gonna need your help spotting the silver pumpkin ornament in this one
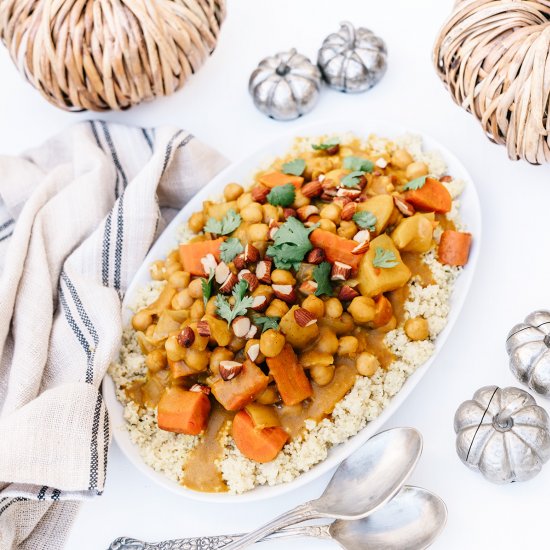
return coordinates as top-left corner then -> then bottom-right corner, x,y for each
455,385 -> 550,483
506,310 -> 550,396
249,49 -> 322,121
317,21 -> 387,93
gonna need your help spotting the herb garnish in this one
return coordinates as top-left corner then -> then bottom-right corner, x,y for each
266,217 -> 317,270
255,316 -> 280,333
312,137 -> 340,151
313,262 -> 333,297
373,247 -> 398,269
219,238 -> 244,263
341,170 -> 366,188
282,158 -> 306,176
215,279 -> 254,325
204,209 -> 242,236
343,156 -> 375,173
403,176 -> 428,191
353,211 -> 377,232
201,269 -> 215,308
267,183 -> 295,207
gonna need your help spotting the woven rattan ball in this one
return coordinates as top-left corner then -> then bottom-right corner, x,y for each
434,0 -> 550,164
0,0 -> 225,111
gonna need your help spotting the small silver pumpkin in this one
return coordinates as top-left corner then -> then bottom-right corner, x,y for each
249,49 -> 322,121
317,21 -> 387,93
455,385 -> 550,483
507,310 -> 550,396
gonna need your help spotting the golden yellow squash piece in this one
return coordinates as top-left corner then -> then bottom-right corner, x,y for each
391,213 -> 434,253
358,234 -> 411,297
357,195 -> 395,235
279,305 -> 320,349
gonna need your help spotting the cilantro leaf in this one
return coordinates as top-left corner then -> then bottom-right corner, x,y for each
215,279 -> 254,325
313,262 -> 333,297
373,247 -> 398,269
403,176 -> 427,191
255,316 -> 280,333
219,238 -> 243,263
282,158 -> 306,176
312,137 -> 340,151
201,269 -> 215,307
267,183 -> 295,207
353,211 -> 377,232
204,209 -> 242,236
341,171 -> 365,188
266,217 -> 317,270
343,156 -> 374,173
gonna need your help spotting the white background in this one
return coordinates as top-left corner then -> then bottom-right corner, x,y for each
2,0 -> 550,548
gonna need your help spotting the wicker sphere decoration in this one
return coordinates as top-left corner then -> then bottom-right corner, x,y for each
433,0 -> 550,164
0,0 -> 226,111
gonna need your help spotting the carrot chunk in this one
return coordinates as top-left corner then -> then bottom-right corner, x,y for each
157,387 -> 211,435
258,171 -> 304,189
168,358 -> 198,378
210,360 -> 269,411
438,230 -> 472,266
178,238 -> 224,276
310,229 -> 362,272
405,178 -> 452,214
232,410 -> 289,463
266,344 -> 312,406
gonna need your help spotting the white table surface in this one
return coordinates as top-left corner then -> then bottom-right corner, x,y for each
2,0 -> 550,548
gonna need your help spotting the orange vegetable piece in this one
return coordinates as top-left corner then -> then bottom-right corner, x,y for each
168,358 -> 197,378
372,295 -> 393,328
266,343 -> 312,406
258,171 -> 304,189
210,360 -> 269,411
157,387 -> 211,436
438,230 -> 472,266
232,410 -> 289,463
178,238 -> 224,276
405,177 -> 452,214
310,229 -> 362,272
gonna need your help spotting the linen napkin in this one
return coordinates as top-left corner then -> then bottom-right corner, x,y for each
0,121 -> 228,549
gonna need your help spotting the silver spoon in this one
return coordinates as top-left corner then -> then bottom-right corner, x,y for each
109,427 -> 422,550
109,486 -> 446,550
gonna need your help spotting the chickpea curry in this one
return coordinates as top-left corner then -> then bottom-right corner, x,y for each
126,136 -> 472,492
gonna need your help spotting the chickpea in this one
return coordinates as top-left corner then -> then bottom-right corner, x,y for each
168,270 -> 190,290
338,336 -> 359,356
150,260 -> 166,281
316,326 -> 339,354
186,348 -> 211,371
171,289 -> 194,310
265,299 -> 289,318
165,261 -> 182,278
348,296 -> 376,324
260,329 -> 286,357
188,278 -> 203,299
224,182 -> 244,201
404,317 -> 429,341
271,269 -> 296,285
262,204 -> 279,224
311,364 -> 335,386
325,297 -> 344,319
188,212 -> 206,233
302,295 -> 325,318
189,299 -> 205,320
247,223 -> 269,242
165,334 -> 186,361
292,189 -> 311,209
132,309 -> 153,332
356,352 -> 380,377
237,192 -> 254,210
391,149 -> 414,169
320,203 -> 341,224
257,385 -> 280,405
209,347 -> 234,375
406,161 -> 429,181
337,220 -> 358,240
146,349 -> 167,373
205,296 -> 217,316
318,219 -> 337,233
241,202 -> 264,223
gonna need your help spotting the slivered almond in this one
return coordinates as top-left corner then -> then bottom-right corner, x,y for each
393,195 -> 415,217
272,284 -> 297,303
219,272 -> 238,294
353,229 -> 371,243
301,180 -> 323,198
197,320 -> 211,337
283,208 -> 297,220
244,244 -> 260,263
375,157 -> 388,169
256,260 -> 272,284
240,271 -> 259,292
246,325 -> 258,339
232,316 -> 251,338
177,326 -> 195,348
299,280 -> 318,295
233,254 -> 246,270
247,343 -> 260,362
296,205 -> 319,222
219,361 -> 243,381
251,185 -> 270,204
338,285 -> 360,301
337,188 -> 361,200
215,261 -> 230,284
200,253 -> 217,275
294,307 -> 317,327
306,248 -> 325,265
340,202 -> 357,221
331,261 -> 352,281
189,384 -> 211,395
440,175 -> 452,183
251,294 -> 269,312
268,219 -> 280,240
352,240 -> 370,254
